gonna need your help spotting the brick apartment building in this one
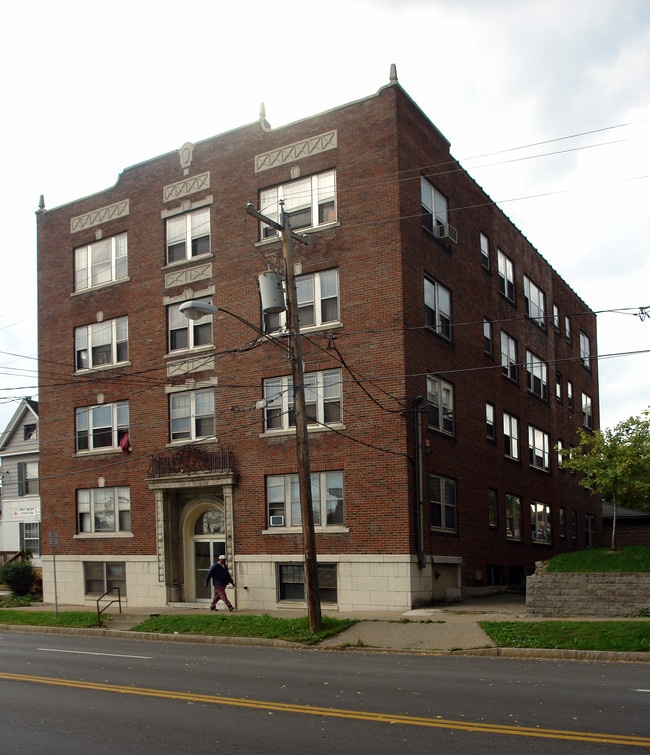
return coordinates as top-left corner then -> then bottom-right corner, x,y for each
36,68 -> 600,610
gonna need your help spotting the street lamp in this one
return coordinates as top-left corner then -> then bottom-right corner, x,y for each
180,209 -> 323,631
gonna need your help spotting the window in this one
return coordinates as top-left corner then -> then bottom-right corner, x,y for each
486,403 -> 495,439
526,350 -> 548,400
531,502 -> 551,543
267,471 -> 344,528
497,249 -> 515,301
559,507 -> 567,538
77,487 -> 131,533
170,389 -> 215,441
483,318 -> 493,355
524,276 -> 546,327
75,317 -> 128,370
579,331 -> 591,369
278,563 -> 337,603
582,392 -> 593,429
585,514 -> 596,548
84,561 -> 126,596
503,413 -> 519,460
500,332 -> 518,381
505,494 -> 522,540
480,232 -> 490,268
429,474 -> 457,532
424,278 -> 451,339
23,424 -> 37,441
557,439 -> 564,469
166,207 -> 210,263
260,170 -> 336,238
421,178 -> 449,234
555,371 -> 562,403
564,315 -> 571,342
17,461 -> 39,496
264,269 -> 339,333
427,376 -> 454,435
20,522 -> 40,558
75,401 -> 129,452
75,233 -> 128,291
570,509 -> 578,540
488,488 -> 498,528
168,300 -> 212,351
528,426 -> 550,471
567,380 -> 574,411
553,304 -> 560,332
263,369 -> 342,431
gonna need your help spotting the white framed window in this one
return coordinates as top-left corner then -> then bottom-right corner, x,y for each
553,304 -> 560,332
500,331 -> 518,381
486,402 -> 495,439
84,561 -> 126,596
424,278 -> 451,339
506,494 -> 522,540
567,380 -> 574,410
555,371 -> 562,402
75,401 -> 129,452
526,350 -> 548,400
17,461 -> 39,496
77,487 -> 131,534
166,207 -> 210,263
20,522 -> 40,558
480,232 -> 490,268
426,376 -> 454,435
170,388 -> 215,441
503,412 -> 519,460
168,299 -> 212,351
23,423 -> 38,441
267,471 -> 344,528
75,317 -> 128,370
264,269 -> 339,333
557,438 -> 564,469
277,563 -> 337,603
263,369 -> 342,431
524,276 -> 546,327
582,392 -> 593,429
528,426 -> 550,471
564,315 -> 571,342
421,178 -> 449,235
531,501 -> 551,543
260,170 -> 336,238
483,318 -> 493,355
579,331 -> 591,369
497,249 -> 515,301
74,233 -> 128,291
429,474 -> 456,532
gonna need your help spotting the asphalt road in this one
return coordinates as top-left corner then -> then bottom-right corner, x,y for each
1,630 -> 649,753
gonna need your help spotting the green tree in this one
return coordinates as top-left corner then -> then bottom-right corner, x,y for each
559,409 -> 650,551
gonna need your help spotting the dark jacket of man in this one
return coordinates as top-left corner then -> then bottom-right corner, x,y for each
205,561 -> 234,588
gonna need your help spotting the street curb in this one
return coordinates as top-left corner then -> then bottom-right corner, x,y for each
1,623 -> 648,661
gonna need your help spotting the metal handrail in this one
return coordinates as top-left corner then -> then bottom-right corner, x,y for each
96,586 -> 122,627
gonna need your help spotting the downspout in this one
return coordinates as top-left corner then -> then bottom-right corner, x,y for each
413,396 -> 426,569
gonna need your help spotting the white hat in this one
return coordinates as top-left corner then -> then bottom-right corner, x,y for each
218,554 -> 226,560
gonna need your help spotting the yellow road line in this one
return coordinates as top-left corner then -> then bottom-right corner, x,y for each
1,672 -> 648,747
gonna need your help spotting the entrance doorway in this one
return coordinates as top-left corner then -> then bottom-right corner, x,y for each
194,539 -> 225,600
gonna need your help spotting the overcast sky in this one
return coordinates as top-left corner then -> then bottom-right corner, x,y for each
0,0 -> 648,435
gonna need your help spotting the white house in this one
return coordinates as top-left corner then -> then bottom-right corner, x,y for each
0,399 -> 41,565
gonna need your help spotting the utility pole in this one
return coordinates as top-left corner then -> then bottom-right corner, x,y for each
246,203 -> 322,632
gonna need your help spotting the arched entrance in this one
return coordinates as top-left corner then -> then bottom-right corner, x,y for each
184,504 -> 226,602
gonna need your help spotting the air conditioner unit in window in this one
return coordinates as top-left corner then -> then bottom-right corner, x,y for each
269,515 -> 284,527
434,223 -> 458,244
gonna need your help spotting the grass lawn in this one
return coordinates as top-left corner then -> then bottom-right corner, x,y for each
0,609 -> 98,628
131,613 -> 355,645
545,545 -> 650,573
481,620 -> 650,652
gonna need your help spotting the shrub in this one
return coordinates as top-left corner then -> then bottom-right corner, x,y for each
0,562 -> 36,596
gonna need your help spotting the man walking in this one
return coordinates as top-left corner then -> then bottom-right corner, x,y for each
205,554 -> 235,611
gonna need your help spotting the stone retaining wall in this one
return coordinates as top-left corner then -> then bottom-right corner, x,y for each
526,573 -> 650,617
526,572 -> 650,618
